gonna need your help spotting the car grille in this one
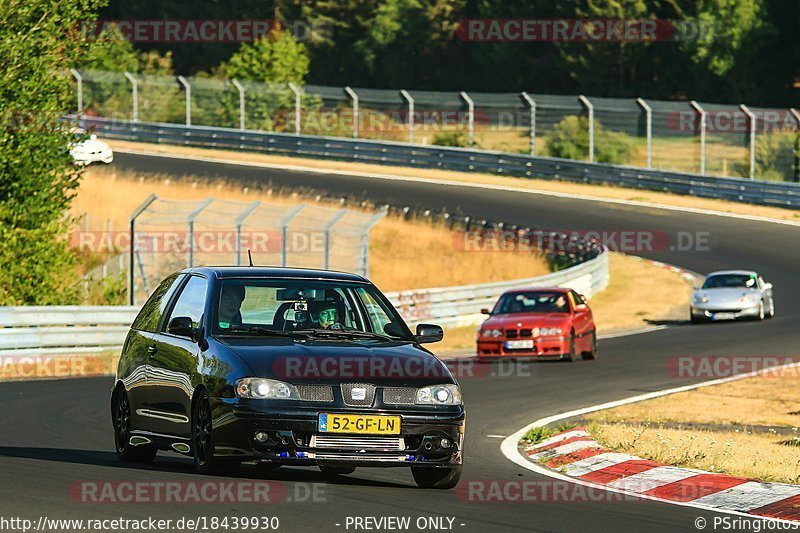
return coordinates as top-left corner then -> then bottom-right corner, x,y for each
341,383 -> 376,406
296,385 -> 334,402
308,452 -> 407,462
383,387 -> 416,405
505,328 -> 534,339
310,435 -> 405,450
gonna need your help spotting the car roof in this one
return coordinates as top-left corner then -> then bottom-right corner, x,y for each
182,266 -> 369,283
502,286 -> 569,296
705,270 -> 758,277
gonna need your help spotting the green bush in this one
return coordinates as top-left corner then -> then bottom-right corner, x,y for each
545,115 -> 635,165
734,130 -> 797,181
432,131 -> 468,147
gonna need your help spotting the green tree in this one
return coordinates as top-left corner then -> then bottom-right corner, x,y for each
546,115 -> 635,165
0,0 -> 106,305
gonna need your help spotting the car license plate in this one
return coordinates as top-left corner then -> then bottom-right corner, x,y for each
505,340 -> 534,350
318,413 -> 401,435
713,312 -> 736,320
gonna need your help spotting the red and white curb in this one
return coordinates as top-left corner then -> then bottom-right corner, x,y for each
523,427 -> 800,521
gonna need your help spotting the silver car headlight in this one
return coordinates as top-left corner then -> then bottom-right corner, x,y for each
739,294 -> 759,305
481,328 -> 502,338
416,384 -> 462,405
235,378 -> 298,400
693,294 -> 709,304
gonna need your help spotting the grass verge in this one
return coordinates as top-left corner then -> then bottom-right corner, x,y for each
585,372 -> 800,483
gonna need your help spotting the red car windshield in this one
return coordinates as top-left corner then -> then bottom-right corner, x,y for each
494,291 -> 570,314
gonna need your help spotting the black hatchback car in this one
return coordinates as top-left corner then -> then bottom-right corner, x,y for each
112,267 -> 465,489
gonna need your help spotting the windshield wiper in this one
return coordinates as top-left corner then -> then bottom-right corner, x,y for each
223,326 -> 312,339
293,328 -> 395,341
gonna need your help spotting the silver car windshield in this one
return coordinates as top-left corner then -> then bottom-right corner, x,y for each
702,274 -> 756,289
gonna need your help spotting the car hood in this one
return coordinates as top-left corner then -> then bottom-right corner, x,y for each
220,337 -> 455,387
695,287 -> 760,305
481,313 -> 571,329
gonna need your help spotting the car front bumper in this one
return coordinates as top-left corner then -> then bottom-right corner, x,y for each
691,302 -> 761,320
210,398 -> 465,468
477,336 -> 568,359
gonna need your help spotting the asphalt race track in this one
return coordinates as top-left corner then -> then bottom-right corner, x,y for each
1,150 -> 797,532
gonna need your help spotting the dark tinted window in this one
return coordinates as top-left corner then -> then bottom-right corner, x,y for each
702,274 -> 756,289
131,274 -> 183,332
494,291 -> 570,314
167,276 -> 209,329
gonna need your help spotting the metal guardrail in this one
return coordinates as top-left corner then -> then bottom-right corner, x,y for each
0,253 -> 608,357
82,118 -> 800,209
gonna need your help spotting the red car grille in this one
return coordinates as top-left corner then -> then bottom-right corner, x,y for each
504,328 -> 533,339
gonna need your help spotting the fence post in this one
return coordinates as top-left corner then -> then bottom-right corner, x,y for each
323,210 -> 348,270
690,100 -> 707,175
128,194 -> 159,305
233,201 -> 261,265
636,98 -> 652,168
578,95 -> 594,163
460,91 -> 474,146
123,72 -> 138,123
739,104 -> 756,179
186,199 -> 213,268
359,207 -> 388,277
344,86 -> 359,138
231,79 -> 246,131
400,90 -> 414,143
69,69 -> 83,116
288,82 -> 302,134
177,75 -> 192,126
521,92 -> 536,156
790,109 -> 800,183
279,204 -> 305,267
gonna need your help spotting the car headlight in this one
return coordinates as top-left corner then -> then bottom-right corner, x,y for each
416,384 -> 462,405
481,328 -> 502,338
739,294 -> 759,304
693,294 -> 708,304
235,378 -> 298,400
538,327 -> 563,336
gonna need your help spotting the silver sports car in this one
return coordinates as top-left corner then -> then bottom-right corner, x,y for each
690,270 -> 774,323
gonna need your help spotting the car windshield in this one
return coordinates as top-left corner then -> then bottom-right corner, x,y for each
702,274 -> 757,289
213,279 -> 412,340
494,291 -> 570,314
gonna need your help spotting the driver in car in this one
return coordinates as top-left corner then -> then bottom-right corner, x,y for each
311,301 -> 342,329
219,284 -> 246,328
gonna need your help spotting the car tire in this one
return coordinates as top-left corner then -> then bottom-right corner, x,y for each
192,392 -> 240,475
319,465 -> 356,476
411,465 -> 462,489
767,299 -> 775,318
581,330 -> 597,360
113,388 -> 157,463
757,301 -> 765,321
563,331 -> 576,362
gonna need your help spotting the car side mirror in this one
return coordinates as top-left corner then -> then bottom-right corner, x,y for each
575,303 -> 588,312
480,308 -> 491,315
415,323 -> 444,344
168,316 -> 195,339
764,282 -> 773,290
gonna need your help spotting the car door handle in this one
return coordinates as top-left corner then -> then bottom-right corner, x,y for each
147,345 -> 157,354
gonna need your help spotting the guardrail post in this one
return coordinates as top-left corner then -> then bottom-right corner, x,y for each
122,72 -> 139,123
177,76 -> 192,126
460,91 -> 474,146
279,204 -> 305,266
288,82 -> 302,134
690,100 -> 707,175
578,95 -> 594,163
739,104 -> 756,179
323,210 -> 348,270
521,92 -> 536,156
233,201 -> 261,265
636,98 -> 652,168
231,79 -> 246,131
344,86 -> 358,138
400,90 -> 414,143
128,194 -> 158,305
69,69 -> 83,117
790,109 -> 800,183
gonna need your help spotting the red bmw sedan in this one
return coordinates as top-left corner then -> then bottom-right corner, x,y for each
476,288 -> 597,362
